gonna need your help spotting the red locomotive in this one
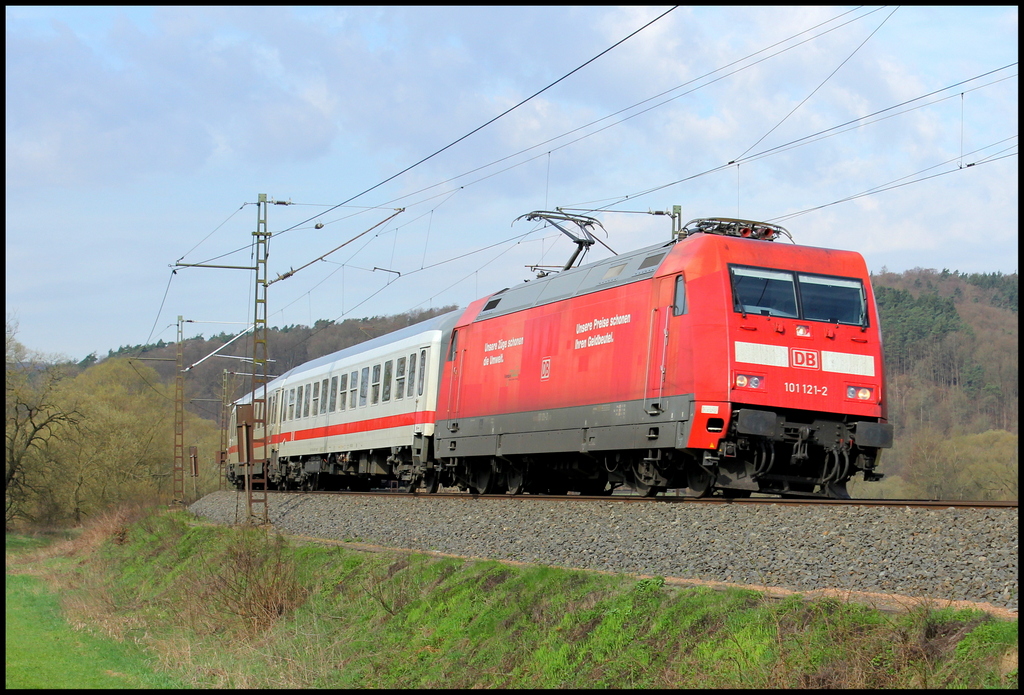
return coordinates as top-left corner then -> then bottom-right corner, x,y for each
228,213 -> 892,498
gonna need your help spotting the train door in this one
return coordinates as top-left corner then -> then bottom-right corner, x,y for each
445,329 -> 464,431
644,275 -> 675,411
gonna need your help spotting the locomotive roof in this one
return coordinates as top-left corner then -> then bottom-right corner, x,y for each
475,238 -> 676,321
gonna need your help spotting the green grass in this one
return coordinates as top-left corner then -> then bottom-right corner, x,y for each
5,573 -> 182,689
6,510 -> 1019,689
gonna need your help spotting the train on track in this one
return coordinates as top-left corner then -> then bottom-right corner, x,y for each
227,213 -> 893,499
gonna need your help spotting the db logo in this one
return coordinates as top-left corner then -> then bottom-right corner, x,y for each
791,348 -> 820,370
540,357 -> 551,380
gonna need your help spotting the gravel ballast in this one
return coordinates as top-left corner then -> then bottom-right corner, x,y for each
189,491 -> 1018,611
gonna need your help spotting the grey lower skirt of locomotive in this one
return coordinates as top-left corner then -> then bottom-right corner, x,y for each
226,407 -> 892,499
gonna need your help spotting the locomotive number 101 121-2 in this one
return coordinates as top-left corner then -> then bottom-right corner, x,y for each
784,382 -> 828,396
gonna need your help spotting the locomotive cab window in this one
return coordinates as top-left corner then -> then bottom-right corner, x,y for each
797,273 -> 866,326
730,266 -> 797,318
730,265 -> 867,326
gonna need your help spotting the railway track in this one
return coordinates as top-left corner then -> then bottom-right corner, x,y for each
276,489 -> 1017,510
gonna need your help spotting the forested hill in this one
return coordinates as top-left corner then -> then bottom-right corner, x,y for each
855,268 -> 1017,499
870,268 -> 1017,435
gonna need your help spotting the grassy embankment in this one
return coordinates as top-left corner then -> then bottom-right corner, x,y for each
6,507 -> 1018,689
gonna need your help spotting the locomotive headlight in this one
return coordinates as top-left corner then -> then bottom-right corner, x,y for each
847,385 -> 874,400
735,374 -> 765,389
795,325 -> 811,337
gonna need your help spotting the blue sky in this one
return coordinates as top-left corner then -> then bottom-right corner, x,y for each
6,6 -> 1018,361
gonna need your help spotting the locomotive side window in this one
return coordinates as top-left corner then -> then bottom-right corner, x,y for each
730,266 -> 798,318
311,381 -> 320,415
359,367 -> 369,407
673,274 -> 687,316
418,348 -> 427,396
349,371 -> 358,410
329,376 -> 338,412
447,331 -> 458,361
797,273 -> 866,326
395,357 -> 406,399
338,373 -> 348,410
303,383 -> 311,418
371,364 -> 382,405
407,353 -> 417,398
382,360 -> 393,402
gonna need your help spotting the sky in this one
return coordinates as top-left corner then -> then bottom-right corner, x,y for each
6,6 -> 1019,362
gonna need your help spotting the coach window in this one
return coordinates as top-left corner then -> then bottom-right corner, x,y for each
395,357 -> 407,400
320,379 -> 329,414
338,374 -> 348,410
407,353 -> 417,398
295,385 -> 303,419
329,376 -> 338,412
288,388 -> 296,420
371,364 -> 382,405
350,371 -> 359,409
311,381 -> 320,415
418,349 -> 428,396
359,367 -> 369,407
382,360 -> 393,402
303,383 -> 312,418
673,274 -> 687,316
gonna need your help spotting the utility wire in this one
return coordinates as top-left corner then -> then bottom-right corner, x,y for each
276,6 -> 679,235
323,6 -> 885,221
736,6 -> 899,160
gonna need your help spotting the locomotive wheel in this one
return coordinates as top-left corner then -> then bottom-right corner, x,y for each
468,460 -> 496,494
506,466 -> 526,495
632,461 -> 662,498
423,469 -> 440,494
684,465 -> 714,497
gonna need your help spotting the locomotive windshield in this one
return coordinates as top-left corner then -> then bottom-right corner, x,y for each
730,265 -> 866,326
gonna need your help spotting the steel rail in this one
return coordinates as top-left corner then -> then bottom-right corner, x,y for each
277,489 -> 1016,510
